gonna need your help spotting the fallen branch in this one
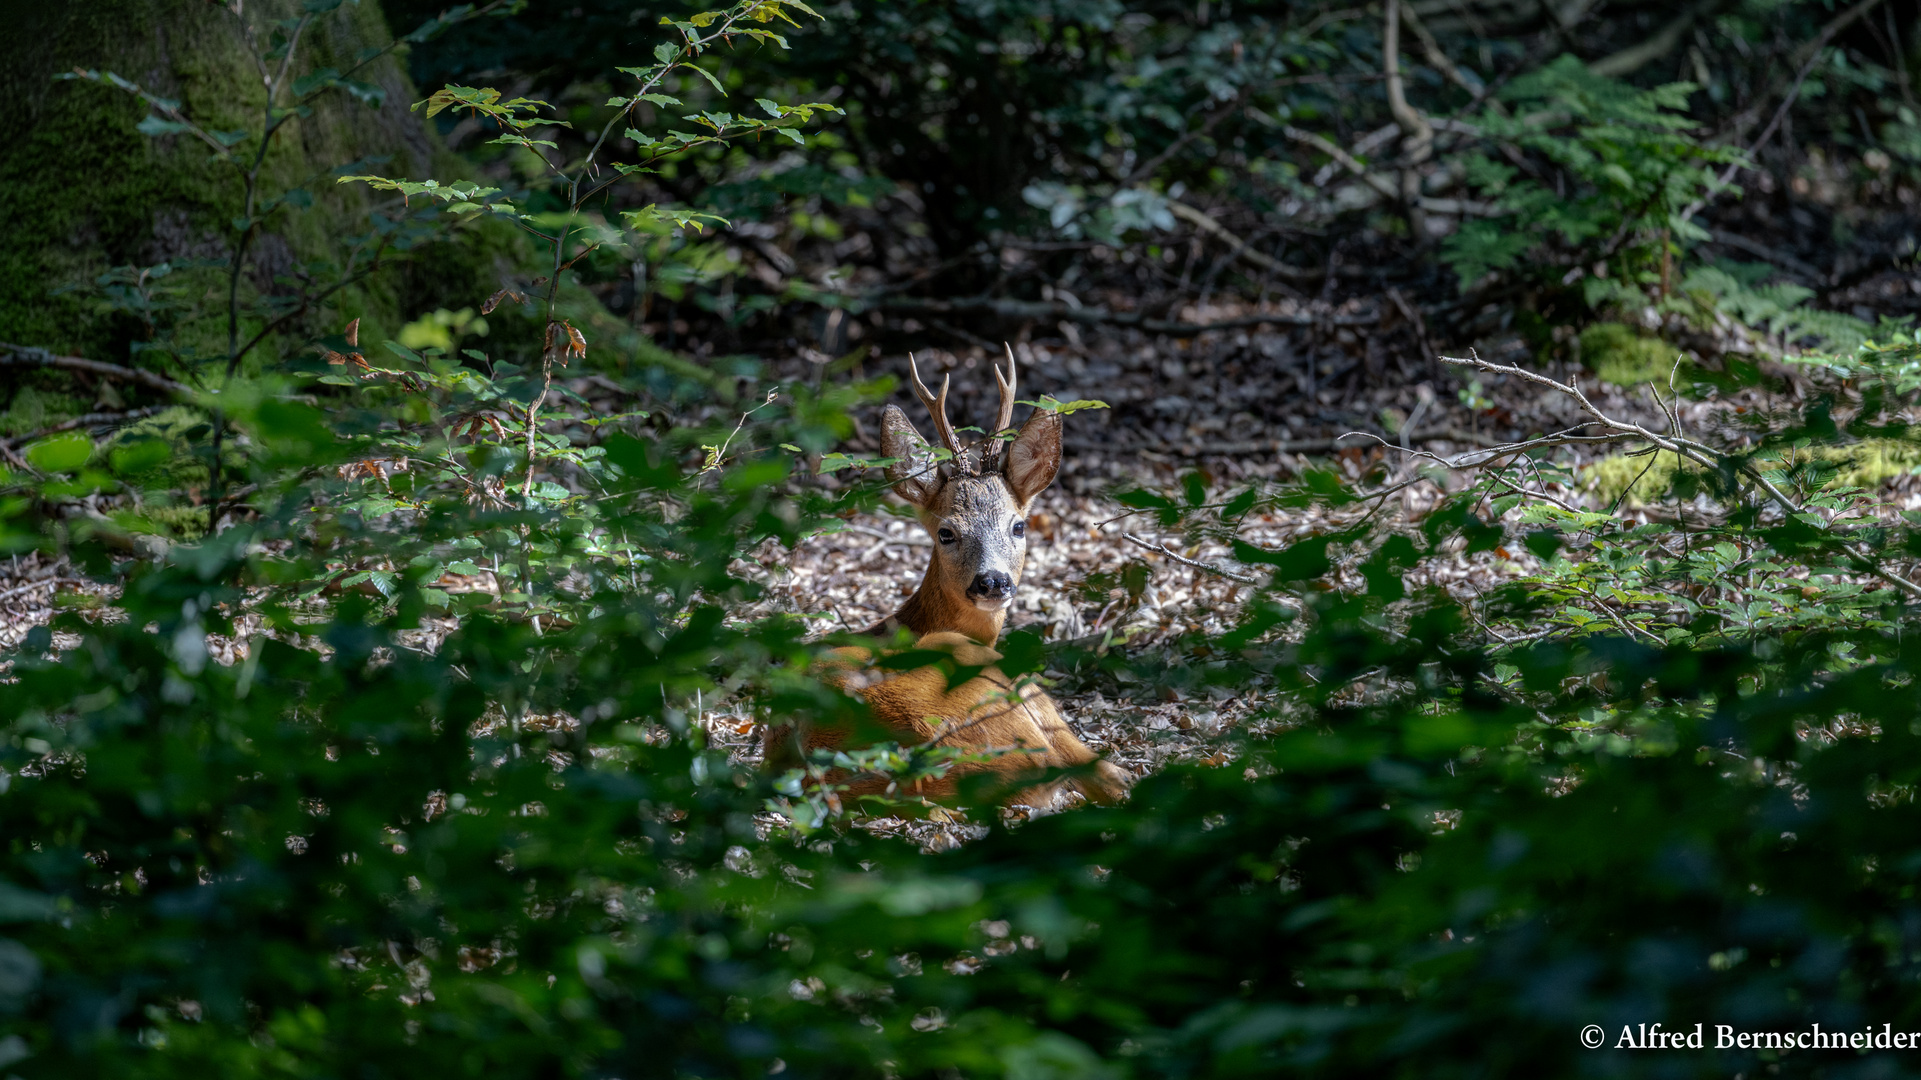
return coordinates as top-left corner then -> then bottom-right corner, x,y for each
878,296 -> 1379,334
1401,1 -> 1504,114
0,577 -> 86,605
1588,0 -> 1718,78
1122,533 -> 1261,585
1279,126 -> 1497,215
1284,125 -> 1399,200
0,343 -> 192,398
3,407 -> 171,448
1706,230 -> 1826,282
1163,200 -> 1326,282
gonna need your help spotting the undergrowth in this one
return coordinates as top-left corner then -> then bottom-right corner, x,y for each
7,2 -> 1921,1078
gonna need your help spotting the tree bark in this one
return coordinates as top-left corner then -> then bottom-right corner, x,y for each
0,0 -> 503,435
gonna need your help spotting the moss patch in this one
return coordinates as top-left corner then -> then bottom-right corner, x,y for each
1579,322 -> 1684,386
1584,440 -> 1921,506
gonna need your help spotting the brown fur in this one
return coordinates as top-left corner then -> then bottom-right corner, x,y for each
766,367 -> 1130,808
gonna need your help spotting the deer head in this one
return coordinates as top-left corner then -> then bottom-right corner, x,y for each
879,346 -> 1062,643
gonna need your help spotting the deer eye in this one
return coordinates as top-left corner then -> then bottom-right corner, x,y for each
937,527 -> 957,545
1011,520 -> 1026,539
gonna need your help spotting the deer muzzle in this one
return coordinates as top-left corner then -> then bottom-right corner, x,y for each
967,569 -> 1014,608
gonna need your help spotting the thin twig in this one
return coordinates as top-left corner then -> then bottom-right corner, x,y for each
1563,583 -> 1667,645
1122,533 -> 1260,585
0,577 -> 85,605
3,408 -> 170,448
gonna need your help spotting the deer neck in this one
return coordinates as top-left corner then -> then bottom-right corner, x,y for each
890,558 -> 1006,644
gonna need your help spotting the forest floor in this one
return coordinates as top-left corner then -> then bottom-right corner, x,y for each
8,300 -> 1921,851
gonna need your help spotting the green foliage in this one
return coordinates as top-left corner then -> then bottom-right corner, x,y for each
1442,57 -> 1739,291
14,346 -> 1921,1074
1683,262 -> 1882,355
13,2 -> 1921,1076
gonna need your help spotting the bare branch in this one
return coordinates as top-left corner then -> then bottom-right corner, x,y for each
1588,0 -> 1718,78
1436,351 -> 1921,602
1122,533 -> 1261,585
0,343 -> 192,398
1164,199 -> 1324,282
2,407 -> 170,449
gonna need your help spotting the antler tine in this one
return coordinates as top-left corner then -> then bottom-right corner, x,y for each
906,352 -> 961,454
993,343 -> 1018,435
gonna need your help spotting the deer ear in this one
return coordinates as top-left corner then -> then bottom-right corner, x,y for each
1004,408 -> 1061,505
880,404 -> 940,508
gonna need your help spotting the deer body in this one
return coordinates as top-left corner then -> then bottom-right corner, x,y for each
768,349 -> 1130,807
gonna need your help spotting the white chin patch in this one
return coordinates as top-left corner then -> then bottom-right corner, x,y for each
970,596 -> 1011,613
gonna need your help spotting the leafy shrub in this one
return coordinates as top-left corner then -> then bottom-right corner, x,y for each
9,326 -> 1921,1078
1683,262 -> 1882,355
1441,57 -> 1737,293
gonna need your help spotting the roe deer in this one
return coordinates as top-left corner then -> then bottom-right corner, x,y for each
767,347 -> 1131,808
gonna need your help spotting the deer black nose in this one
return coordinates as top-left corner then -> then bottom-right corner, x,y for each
968,570 -> 1013,599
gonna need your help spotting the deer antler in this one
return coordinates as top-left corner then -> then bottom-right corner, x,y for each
993,343 -> 1018,436
907,353 -> 961,454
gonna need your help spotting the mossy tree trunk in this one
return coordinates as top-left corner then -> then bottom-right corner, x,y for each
0,0 -> 515,437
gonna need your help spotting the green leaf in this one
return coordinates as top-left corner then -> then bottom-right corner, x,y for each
1222,488 -> 1259,520
290,67 -> 341,98
1234,535 -> 1333,581
24,431 -> 92,473
1524,529 -> 1564,561
687,64 -> 726,94
0,882 -> 57,923
339,79 -> 386,108
1032,396 -> 1109,415
135,115 -> 198,138
816,452 -> 882,473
